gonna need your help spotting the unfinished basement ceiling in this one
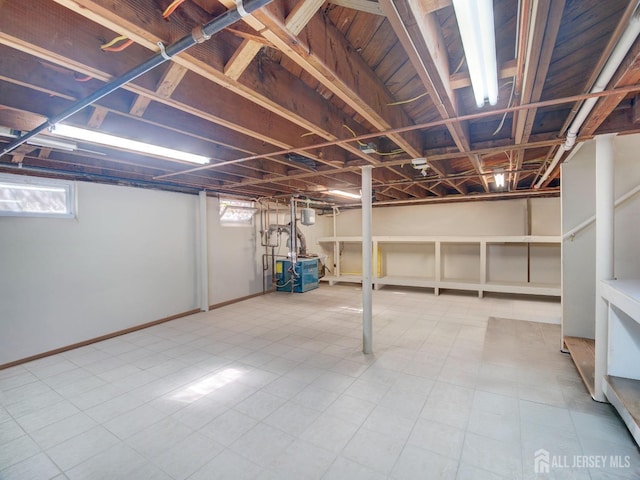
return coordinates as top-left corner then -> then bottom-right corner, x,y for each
1,0 -> 639,204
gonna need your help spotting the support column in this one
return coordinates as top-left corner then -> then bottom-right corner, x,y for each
199,191 -> 209,312
594,134 -> 615,402
362,166 -> 373,354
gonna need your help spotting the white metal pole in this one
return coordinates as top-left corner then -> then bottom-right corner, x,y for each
199,191 -> 209,312
362,166 -> 373,354
594,134 -> 615,402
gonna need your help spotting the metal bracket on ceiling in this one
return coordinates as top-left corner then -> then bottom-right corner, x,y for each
157,42 -> 171,61
236,0 -> 249,17
192,25 -> 212,44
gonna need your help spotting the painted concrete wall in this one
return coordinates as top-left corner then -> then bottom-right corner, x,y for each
562,134 -> 640,339
207,196 -> 262,305
0,182 -> 198,365
312,197 -> 561,283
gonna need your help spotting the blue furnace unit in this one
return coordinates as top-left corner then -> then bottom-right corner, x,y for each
275,258 -> 319,293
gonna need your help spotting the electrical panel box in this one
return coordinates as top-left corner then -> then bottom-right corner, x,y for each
275,258 -> 319,293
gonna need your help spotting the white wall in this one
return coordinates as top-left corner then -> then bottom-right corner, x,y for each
562,134 -> 640,339
207,196 -> 262,304
312,197 -> 561,282
0,182 -> 282,365
0,182 -> 198,365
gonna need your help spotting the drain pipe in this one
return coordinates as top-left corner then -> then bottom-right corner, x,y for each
0,0 -> 272,158
535,7 -> 640,188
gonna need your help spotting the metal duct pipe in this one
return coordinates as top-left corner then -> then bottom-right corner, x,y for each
535,6 -> 640,188
0,0 -> 272,158
267,223 -> 307,257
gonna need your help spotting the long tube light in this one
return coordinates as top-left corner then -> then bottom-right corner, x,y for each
328,189 -> 361,199
49,124 -> 210,164
452,0 -> 498,108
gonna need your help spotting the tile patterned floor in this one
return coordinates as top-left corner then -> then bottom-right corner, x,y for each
1,285 -> 638,479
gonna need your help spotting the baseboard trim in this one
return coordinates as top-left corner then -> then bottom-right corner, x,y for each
1,290 -> 274,371
0,308 -> 201,371
208,290 -> 268,310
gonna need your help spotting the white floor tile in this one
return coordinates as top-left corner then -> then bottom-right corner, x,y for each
5,286 -> 639,480
0,452 -> 61,480
390,444 -> 458,480
152,431 -> 223,480
341,427 -> 406,475
229,422 -> 295,467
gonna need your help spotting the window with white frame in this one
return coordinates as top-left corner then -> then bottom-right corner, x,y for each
0,173 -> 76,218
219,198 -> 256,226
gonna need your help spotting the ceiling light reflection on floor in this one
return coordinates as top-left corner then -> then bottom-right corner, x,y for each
171,367 -> 244,403
340,306 -> 363,313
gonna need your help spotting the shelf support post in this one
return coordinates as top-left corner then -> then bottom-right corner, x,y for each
362,166 -> 373,354
594,133 -> 616,402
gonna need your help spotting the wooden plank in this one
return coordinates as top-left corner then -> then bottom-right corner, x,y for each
449,60 -> 517,90
129,96 -> 152,117
224,38 -> 263,80
604,375 -> 640,446
564,336 -> 596,397
87,106 -> 108,128
156,63 -> 188,99
579,39 -> 640,138
380,0 -> 483,193
328,0 -> 384,16
45,0 -> 377,166
512,0 -> 565,189
252,4 -> 425,158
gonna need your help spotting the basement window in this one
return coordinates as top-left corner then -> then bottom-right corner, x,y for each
219,198 -> 256,226
0,173 -> 76,218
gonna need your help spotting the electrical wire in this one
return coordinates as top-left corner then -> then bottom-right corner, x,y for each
493,0 -> 521,136
452,56 -> 465,75
343,124 -> 404,156
74,74 -> 93,82
163,0 -> 188,19
100,35 -> 134,52
376,149 -> 404,156
343,124 -> 367,147
387,92 -> 427,106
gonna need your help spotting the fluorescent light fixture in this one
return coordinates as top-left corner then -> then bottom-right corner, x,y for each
49,124 -> 210,164
494,171 -> 505,188
328,189 -> 361,199
27,136 -> 77,152
452,0 -> 498,107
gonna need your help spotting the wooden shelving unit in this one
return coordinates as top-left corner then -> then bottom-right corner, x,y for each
601,279 -> 640,446
564,336 -> 596,398
318,235 -> 561,298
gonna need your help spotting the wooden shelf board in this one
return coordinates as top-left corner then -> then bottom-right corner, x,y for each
603,375 -> 640,446
564,336 -> 595,398
374,276 -> 436,288
483,281 -> 561,296
601,279 -> 640,322
320,275 -> 362,284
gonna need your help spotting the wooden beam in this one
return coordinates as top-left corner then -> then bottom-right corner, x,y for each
449,60 -> 517,90
129,96 -> 151,117
224,38 -> 263,80
222,0 -> 324,80
156,63 -> 188,99
87,106 -> 108,128
511,0 -> 565,189
44,0 -> 379,167
0,50 -> 327,177
579,39 -> 640,137
251,3 -> 424,158
380,0 -> 486,191
327,0 -> 385,16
